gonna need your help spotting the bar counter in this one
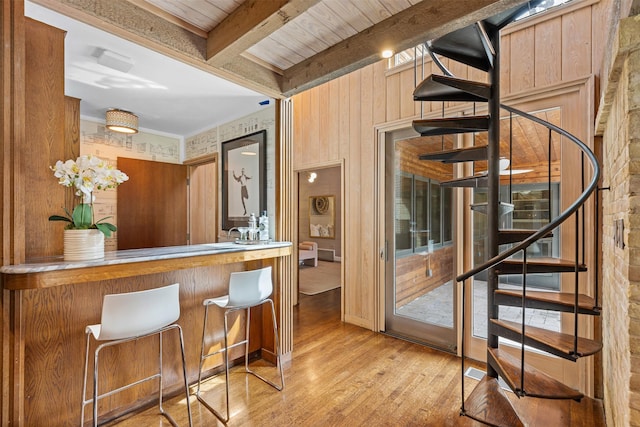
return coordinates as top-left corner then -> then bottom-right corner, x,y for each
1,241 -> 292,426
1,241 -> 292,289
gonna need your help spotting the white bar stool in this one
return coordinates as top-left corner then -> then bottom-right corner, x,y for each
196,266 -> 284,423
81,283 -> 193,427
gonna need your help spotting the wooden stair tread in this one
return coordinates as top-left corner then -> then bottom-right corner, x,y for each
462,376 -> 524,427
496,257 -> 587,274
497,229 -> 553,245
488,347 -> 583,400
495,289 -> 600,315
413,74 -> 490,102
412,116 -> 489,137
418,145 -> 487,163
491,319 -> 602,359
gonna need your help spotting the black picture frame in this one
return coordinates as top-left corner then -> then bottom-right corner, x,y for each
221,130 -> 266,230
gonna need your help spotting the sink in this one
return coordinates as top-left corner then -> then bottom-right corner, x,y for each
203,242 -> 238,249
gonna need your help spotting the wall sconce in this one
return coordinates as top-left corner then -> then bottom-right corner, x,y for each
105,109 -> 138,134
308,172 -> 317,183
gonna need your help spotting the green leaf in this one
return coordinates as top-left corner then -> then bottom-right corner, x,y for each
95,216 -> 113,224
95,222 -> 116,237
48,215 -> 72,223
71,204 -> 93,228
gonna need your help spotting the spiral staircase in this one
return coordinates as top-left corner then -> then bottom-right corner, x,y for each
411,2 -> 602,425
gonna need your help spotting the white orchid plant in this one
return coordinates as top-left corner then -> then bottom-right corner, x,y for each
49,155 -> 129,237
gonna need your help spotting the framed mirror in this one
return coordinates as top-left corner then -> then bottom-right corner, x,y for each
309,195 -> 335,239
221,130 -> 267,230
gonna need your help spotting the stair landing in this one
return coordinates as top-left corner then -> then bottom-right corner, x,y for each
462,374 -> 606,426
462,376 -> 524,426
488,347 -> 583,400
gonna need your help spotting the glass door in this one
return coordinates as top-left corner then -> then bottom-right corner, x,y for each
471,183 -> 561,341
384,128 -> 456,352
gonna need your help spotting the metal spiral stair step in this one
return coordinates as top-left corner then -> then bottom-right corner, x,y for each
490,319 -> 603,361
495,289 -> 600,315
413,74 -> 490,102
496,257 -> 587,275
487,347 -> 584,401
412,116 -> 489,136
483,0 -> 547,31
428,1 -> 546,72
440,174 -> 488,188
471,202 -> 514,217
462,376 -> 524,427
418,145 -> 487,163
429,24 -> 494,72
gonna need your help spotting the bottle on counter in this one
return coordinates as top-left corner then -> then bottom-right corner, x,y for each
259,211 -> 269,241
248,213 -> 258,241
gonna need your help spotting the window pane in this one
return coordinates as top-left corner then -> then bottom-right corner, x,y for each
443,187 -> 453,243
430,182 -> 441,244
415,178 -> 429,248
395,174 -> 412,251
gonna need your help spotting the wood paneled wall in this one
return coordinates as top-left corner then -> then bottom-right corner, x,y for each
395,245 -> 454,308
294,62 -> 386,328
188,159 -> 218,244
19,260 -> 275,426
64,97 -> 81,213
24,18 -> 67,259
116,157 -> 188,250
292,0 -> 608,330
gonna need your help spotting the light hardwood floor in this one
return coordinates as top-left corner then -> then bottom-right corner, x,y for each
108,288 -> 605,426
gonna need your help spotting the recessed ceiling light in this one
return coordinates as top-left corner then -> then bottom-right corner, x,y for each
381,49 -> 394,59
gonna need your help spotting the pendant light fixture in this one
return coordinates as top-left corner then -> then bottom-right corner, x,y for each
105,109 -> 139,134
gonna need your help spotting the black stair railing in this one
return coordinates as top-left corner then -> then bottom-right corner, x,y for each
458,103 -> 600,284
459,103 -> 600,407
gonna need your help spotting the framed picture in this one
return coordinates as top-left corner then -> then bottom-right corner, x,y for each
221,130 -> 266,230
309,195 -> 335,239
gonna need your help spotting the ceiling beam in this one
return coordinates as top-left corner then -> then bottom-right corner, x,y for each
218,55 -> 284,97
206,0 -> 321,65
31,0 -> 285,97
281,0 -> 530,97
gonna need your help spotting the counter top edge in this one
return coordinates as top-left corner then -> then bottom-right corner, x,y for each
1,242 -> 292,290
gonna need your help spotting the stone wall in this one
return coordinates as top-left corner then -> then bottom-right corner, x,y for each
596,13 -> 640,427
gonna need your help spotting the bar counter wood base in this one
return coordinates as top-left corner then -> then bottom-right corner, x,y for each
1,242 -> 291,427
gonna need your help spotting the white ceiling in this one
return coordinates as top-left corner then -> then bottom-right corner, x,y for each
25,1 -> 271,138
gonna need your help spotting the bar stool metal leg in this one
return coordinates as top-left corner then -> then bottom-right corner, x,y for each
81,325 -> 192,427
196,299 -> 284,423
244,300 -> 284,390
81,330 -> 91,426
196,302 -> 231,423
80,283 -> 191,427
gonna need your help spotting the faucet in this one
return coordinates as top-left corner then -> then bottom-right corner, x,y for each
227,227 -> 239,239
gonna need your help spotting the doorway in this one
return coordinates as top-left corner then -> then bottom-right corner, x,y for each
188,158 -> 218,244
382,128 -> 457,352
297,166 -> 343,308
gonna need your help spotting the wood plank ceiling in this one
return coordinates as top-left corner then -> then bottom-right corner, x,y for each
31,0 -> 531,98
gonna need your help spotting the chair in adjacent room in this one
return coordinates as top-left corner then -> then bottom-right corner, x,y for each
196,266 -> 284,423
81,283 -> 193,427
298,241 -> 318,266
